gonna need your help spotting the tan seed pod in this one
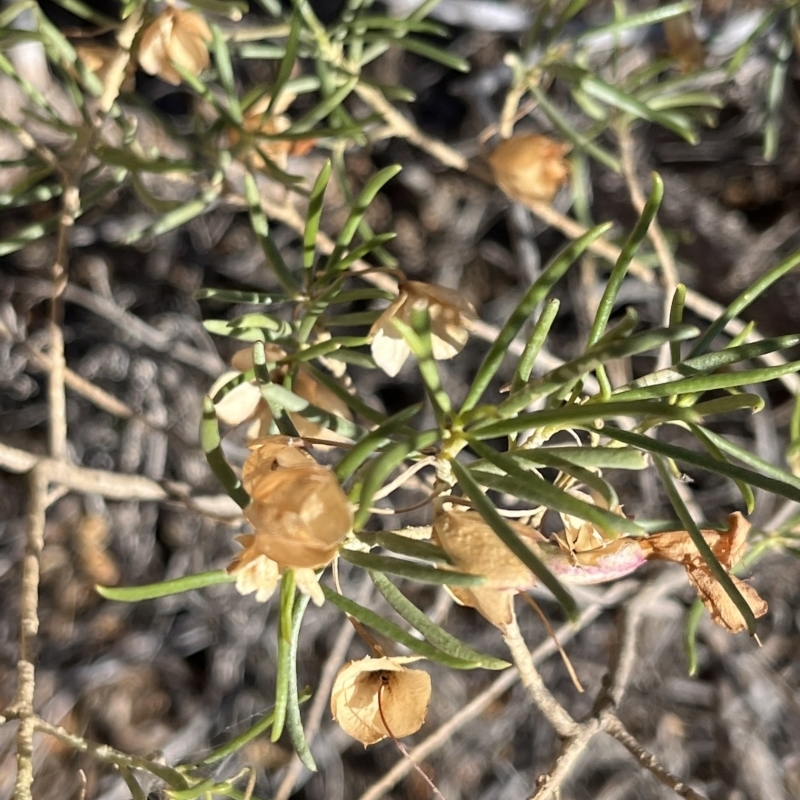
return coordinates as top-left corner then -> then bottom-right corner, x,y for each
488,133 -> 571,206
370,281 -> 477,377
330,656 -> 431,745
137,7 -> 212,86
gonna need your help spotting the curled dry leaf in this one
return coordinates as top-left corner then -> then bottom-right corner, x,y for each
227,436 -> 352,605
432,510 -> 545,628
331,656 -> 431,745
137,7 -> 212,86
370,281 -> 477,377
488,133 -> 571,206
640,512 -> 767,633
211,346 -> 353,443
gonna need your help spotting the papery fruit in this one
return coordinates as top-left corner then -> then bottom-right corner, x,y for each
488,133 -> 570,206
331,656 -> 431,745
370,281 -> 477,377
227,437 -> 352,605
138,7 -> 212,86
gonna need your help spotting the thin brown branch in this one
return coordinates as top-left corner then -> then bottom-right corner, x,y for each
0,441 -> 241,519
601,713 -> 708,800
8,464 -> 49,800
528,721 -> 598,800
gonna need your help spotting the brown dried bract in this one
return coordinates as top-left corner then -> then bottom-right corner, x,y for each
137,7 -> 212,86
331,656 -> 431,745
488,133 -> 571,206
433,510 -> 545,628
641,512 -> 767,633
370,281 -> 477,377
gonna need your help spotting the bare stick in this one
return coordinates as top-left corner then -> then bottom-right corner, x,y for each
501,615 -> 580,738
8,464 -> 49,800
0,442 -> 240,519
601,713 -> 708,800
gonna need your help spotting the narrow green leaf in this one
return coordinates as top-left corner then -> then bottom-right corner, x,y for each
322,585 -> 489,669
470,399 -> 699,440
369,571 -> 510,669
587,173 -> 664,348
303,363 -> 390,426
272,571 -> 296,741
469,442 -> 643,537
361,532 -> 452,563
449,458 -> 578,618
692,424 -> 800,496
509,298 -> 560,393
353,431 -> 441,529
611,360 -> 800,402
501,324 -> 700,415
763,21 -> 792,162
689,249 -> 800,357
582,77 -> 697,142
510,446 -> 648,471
211,24 -> 241,122
385,35 -> 469,72
303,160 -> 332,269
576,2 -> 693,43
462,222 -> 614,412
602,426 -> 800,504
244,172 -> 299,295
201,397 -> 250,508
267,8 -> 302,116
286,592 -> 316,770
653,455 -> 757,636
334,404 -> 423,481
690,425 -> 754,514
96,570 -> 235,602
340,548 -> 484,586
325,165 -> 402,273
258,383 -> 367,440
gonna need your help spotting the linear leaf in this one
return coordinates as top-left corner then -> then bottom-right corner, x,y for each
322,585 -> 490,669
96,570 -> 235,602
340,548 -> 483,586
369,571 -> 509,669
462,222 -> 614,412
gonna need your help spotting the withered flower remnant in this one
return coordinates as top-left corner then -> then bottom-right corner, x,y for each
370,281 -> 477,377
227,437 -> 352,606
331,656 -> 431,745
488,133 -> 571,206
211,345 -> 353,442
640,512 -> 767,634
137,7 -> 212,86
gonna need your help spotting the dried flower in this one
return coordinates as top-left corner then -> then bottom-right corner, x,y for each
331,656 -> 431,745
75,44 -> 136,92
370,281 -> 477,377
640,512 -> 767,634
137,7 -> 212,86
227,437 -> 352,605
231,93 -> 316,171
433,510 -> 545,628
211,346 -> 353,442
488,133 -> 570,206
